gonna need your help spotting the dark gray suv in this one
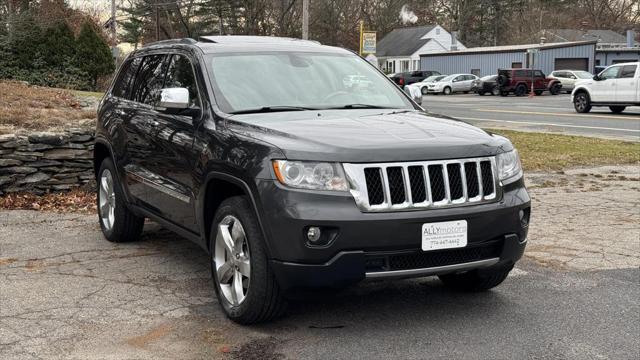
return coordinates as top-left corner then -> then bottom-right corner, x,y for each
94,36 -> 531,324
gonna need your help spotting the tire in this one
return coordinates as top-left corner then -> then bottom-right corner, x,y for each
443,86 -> 452,95
549,84 -> 561,95
491,87 -> 500,96
609,106 -> 626,114
573,92 -> 592,113
210,196 -> 287,324
421,86 -> 428,95
497,75 -> 508,86
439,265 -> 513,292
534,90 -> 543,96
514,84 -> 527,97
97,158 -> 144,243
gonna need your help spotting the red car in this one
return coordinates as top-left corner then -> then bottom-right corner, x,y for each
497,69 -> 562,96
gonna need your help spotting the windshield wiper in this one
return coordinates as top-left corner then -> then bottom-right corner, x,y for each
323,104 -> 397,110
229,106 -> 318,115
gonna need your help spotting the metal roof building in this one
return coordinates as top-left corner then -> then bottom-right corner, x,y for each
420,40 -> 597,76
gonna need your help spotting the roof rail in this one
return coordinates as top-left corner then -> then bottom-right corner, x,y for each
199,35 -> 320,46
143,38 -> 197,47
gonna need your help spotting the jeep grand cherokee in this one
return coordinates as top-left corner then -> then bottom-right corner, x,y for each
94,36 -> 531,324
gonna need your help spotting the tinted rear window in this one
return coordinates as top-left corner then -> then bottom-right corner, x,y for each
112,57 -> 142,99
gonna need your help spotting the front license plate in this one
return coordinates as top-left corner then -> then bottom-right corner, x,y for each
421,220 -> 468,251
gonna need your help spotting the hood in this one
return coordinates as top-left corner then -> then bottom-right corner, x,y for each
226,109 -> 511,163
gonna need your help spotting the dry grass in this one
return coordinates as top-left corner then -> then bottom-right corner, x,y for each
0,190 -> 96,214
489,129 -> 640,172
0,80 -> 96,134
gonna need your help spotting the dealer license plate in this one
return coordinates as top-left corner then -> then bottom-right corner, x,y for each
421,220 -> 468,251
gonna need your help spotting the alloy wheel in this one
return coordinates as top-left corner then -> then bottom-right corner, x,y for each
575,94 -> 586,111
214,215 -> 251,306
98,169 -> 116,231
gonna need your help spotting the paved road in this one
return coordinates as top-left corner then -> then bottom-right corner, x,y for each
1,178 -> 638,360
421,93 -> 640,141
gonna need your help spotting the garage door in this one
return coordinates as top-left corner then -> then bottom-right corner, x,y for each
554,58 -> 588,71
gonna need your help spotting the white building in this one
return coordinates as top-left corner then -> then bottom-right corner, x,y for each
376,25 -> 466,73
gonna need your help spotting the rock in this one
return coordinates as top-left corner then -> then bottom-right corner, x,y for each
63,160 -> 92,168
16,172 -> 50,184
1,139 -> 28,148
50,184 -> 77,191
70,134 -> 93,142
28,132 -> 69,146
0,149 -> 12,155
0,166 -> 38,175
22,143 -> 54,152
0,159 -> 22,167
29,160 -> 62,167
0,176 -> 14,186
63,142 -> 86,150
0,134 -> 17,143
6,151 -> 43,161
43,149 -> 91,160
45,177 -> 78,185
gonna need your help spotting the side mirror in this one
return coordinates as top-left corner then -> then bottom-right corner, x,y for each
407,87 -> 422,105
158,88 -> 190,109
593,75 -> 600,81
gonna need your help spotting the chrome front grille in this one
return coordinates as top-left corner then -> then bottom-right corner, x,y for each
343,157 -> 498,212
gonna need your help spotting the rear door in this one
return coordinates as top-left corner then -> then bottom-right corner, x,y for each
591,65 -> 620,102
615,64 -> 638,103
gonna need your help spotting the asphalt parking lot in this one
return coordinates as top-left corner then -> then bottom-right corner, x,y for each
1,165 -> 639,360
421,93 -> 640,141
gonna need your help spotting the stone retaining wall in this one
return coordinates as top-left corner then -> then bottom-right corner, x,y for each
0,130 -> 95,195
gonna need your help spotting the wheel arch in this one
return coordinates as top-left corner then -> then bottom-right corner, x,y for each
199,172 -> 273,257
93,137 -> 134,206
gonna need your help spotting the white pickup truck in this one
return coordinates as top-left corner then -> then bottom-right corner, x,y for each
572,62 -> 639,114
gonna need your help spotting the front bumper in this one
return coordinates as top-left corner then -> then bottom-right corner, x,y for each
256,179 -> 530,289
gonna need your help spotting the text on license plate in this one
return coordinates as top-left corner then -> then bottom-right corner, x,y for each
421,220 -> 467,251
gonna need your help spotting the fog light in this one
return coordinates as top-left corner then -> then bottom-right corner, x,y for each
519,208 -> 530,228
307,226 -> 321,243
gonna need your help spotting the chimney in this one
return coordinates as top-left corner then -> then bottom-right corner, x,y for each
450,31 -> 458,51
540,36 -> 546,45
627,30 -> 635,48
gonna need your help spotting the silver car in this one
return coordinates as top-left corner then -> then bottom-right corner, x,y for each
549,70 -> 593,93
426,74 -> 479,95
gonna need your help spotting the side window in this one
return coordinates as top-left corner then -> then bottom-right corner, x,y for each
164,54 -> 200,108
130,54 -> 169,106
112,57 -> 142,99
620,65 -> 637,78
514,70 -> 524,77
599,66 -> 620,80
534,70 -> 544,78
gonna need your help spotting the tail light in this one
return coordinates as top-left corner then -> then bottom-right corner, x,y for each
399,78 -> 404,85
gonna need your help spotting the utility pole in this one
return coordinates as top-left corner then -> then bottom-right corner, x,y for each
302,0 -> 309,40
155,4 -> 160,41
111,0 -> 117,62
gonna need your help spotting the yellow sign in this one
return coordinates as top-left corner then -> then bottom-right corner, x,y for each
359,21 -> 376,56
362,32 -> 376,54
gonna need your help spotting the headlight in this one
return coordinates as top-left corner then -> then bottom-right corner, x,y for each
496,150 -> 523,185
272,160 -> 348,191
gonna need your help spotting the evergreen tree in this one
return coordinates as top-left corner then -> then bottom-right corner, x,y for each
75,21 -> 115,89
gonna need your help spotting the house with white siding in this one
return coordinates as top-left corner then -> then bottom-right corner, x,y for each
376,25 -> 466,74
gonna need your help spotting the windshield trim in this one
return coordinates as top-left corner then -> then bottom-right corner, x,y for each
204,51 -> 417,115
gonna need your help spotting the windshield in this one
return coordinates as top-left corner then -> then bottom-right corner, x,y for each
439,75 -> 456,82
206,52 -> 413,114
574,71 -> 593,79
422,75 -> 441,83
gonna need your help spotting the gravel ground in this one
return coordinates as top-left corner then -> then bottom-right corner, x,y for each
526,165 -> 640,270
0,165 -> 638,359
